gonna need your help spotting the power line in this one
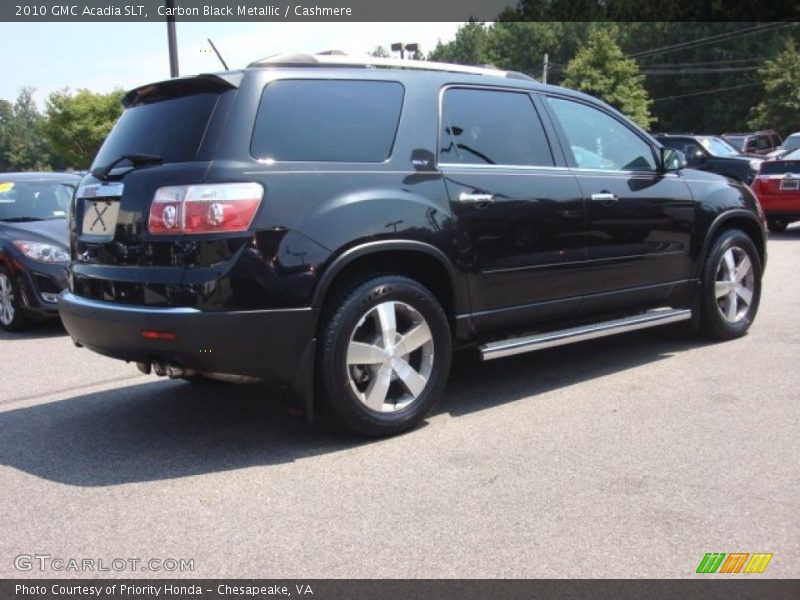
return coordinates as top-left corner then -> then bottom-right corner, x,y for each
652,82 -> 762,103
639,57 -> 768,67
628,22 -> 796,60
641,66 -> 761,75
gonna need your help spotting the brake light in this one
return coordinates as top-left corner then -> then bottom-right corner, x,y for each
148,182 -> 263,234
141,330 -> 177,340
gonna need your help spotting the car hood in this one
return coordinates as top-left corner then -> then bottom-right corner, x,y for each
0,218 -> 69,247
714,155 -> 760,165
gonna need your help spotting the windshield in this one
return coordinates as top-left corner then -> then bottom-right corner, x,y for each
698,136 -> 740,157
782,135 -> 800,152
92,92 -> 220,170
724,135 -> 746,151
0,180 -> 75,221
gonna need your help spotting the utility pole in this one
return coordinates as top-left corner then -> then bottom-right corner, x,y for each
166,0 -> 179,77
542,53 -> 549,84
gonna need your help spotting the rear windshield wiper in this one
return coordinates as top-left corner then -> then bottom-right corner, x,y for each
0,216 -> 44,222
92,153 -> 163,180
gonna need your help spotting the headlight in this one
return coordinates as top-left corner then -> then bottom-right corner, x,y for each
749,159 -> 763,171
12,241 -> 70,263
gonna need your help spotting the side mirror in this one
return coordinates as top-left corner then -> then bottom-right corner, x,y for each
661,147 -> 687,172
693,150 -> 707,162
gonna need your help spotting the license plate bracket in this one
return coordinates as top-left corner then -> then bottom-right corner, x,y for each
81,199 -> 120,237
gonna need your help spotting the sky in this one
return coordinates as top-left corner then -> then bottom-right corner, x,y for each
0,22 -> 462,104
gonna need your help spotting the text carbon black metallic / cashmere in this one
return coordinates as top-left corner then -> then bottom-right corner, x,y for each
58,55 -> 767,436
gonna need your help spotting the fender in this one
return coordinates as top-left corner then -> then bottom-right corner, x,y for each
311,239 -> 466,314
694,209 -> 766,279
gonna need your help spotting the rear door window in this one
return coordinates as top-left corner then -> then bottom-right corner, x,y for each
439,88 -> 554,167
92,93 -> 220,169
251,79 -> 404,162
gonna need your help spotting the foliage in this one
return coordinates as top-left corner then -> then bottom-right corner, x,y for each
428,20 -> 490,65
42,88 -> 124,169
427,21 -> 800,134
749,38 -> 800,135
0,88 -> 52,172
369,46 -> 390,58
561,27 -> 653,128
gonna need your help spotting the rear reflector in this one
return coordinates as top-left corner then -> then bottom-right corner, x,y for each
149,182 -> 263,235
141,330 -> 177,340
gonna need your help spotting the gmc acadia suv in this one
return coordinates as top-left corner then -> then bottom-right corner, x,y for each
59,54 -> 767,436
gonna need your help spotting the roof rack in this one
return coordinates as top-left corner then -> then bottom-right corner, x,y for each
246,53 -> 536,81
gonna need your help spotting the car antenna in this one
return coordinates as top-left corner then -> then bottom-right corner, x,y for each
207,38 -> 229,70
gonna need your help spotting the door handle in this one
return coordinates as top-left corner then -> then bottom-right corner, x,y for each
458,192 -> 495,204
590,192 -> 619,203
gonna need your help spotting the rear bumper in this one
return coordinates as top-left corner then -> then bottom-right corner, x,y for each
755,193 -> 800,217
58,292 -> 318,384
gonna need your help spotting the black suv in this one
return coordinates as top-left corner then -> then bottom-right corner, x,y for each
59,54 -> 766,436
654,134 -> 763,184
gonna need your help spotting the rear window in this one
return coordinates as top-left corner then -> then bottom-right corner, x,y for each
91,93 -> 219,169
251,80 -> 404,162
760,152 -> 800,174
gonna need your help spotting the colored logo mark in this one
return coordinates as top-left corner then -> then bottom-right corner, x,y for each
696,552 -> 773,574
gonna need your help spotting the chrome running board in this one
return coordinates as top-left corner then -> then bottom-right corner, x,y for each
480,308 -> 692,361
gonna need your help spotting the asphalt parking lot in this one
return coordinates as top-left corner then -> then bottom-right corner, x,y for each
1,229 -> 798,579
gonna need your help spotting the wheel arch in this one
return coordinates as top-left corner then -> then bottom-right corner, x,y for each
696,210 -> 766,279
311,240 -> 466,325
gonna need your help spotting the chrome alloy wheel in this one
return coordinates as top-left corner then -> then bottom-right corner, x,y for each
714,246 -> 755,323
0,273 -> 15,326
346,300 -> 434,413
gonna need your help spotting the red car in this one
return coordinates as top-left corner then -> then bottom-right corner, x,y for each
752,149 -> 800,232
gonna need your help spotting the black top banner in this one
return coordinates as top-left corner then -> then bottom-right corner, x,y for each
2,0 -> 799,22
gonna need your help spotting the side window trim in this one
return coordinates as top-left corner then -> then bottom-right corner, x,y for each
539,93 -> 660,174
529,92 -> 570,168
436,84 -> 559,170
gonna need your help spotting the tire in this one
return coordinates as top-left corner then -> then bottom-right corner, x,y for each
767,218 -> 788,233
317,275 -> 452,437
699,229 -> 762,340
0,266 -> 32,332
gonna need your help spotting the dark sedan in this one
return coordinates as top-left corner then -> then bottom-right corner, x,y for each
655,134 -> 763,184
0,172 -> 80,331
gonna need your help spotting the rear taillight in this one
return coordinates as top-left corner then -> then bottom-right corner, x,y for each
148,182 -> 263,235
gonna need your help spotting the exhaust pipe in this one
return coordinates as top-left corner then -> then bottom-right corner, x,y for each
166,364 -> 188,378
148,361 -> 196,379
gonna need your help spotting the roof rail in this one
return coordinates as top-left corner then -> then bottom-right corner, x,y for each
246,53 -> 536,81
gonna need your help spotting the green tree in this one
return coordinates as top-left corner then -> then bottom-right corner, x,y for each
0,88 -> 50,171
0,99 -> 13,171
561,27 -> 653,128
428,20 -> 490,65
749,38 -> 800,135
43,88 -> 124,169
